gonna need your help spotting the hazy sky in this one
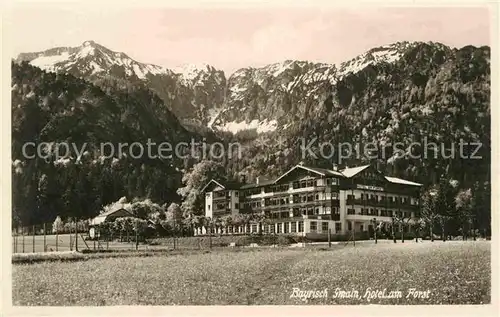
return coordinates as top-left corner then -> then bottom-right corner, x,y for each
7,5 -> 490,74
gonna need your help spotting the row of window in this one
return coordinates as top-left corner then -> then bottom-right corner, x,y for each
264,206 -> 340,219
242,188 -> 261,196
295,207 -> 340,216
347,194 -> 414,204
263,184 -> 289,193
240,193 -> 414,206
292,192 -> 339,203
241,178 -> 340,197
224,221 -> 409,234
345,222 -> 412,233
292,178 -> 339,189
309,221 -> 342,233
209,202 -> 240,211
264,221 -> 304,233
268,211 -> 291,219
346,209 -> 413,218
258,192 -> 340,207
242,201 -> 262,209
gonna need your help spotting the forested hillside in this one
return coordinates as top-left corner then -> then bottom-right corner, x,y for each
11,62 -> 197,226
223,43 -> 490,189
12,41 -> 491,234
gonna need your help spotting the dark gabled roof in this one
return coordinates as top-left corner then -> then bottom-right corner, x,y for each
200,179 -> 226,192
240,179 -> 275,189
223,180 -> 245,189
98,207 -> 133,218
339,165 -> 371,178
274,164 -> 344,183
385,176 -> 422,187
91,207 -> 134,226
305,166 -> 345,177
203,163 -> 422,191
201,179 -> 245,192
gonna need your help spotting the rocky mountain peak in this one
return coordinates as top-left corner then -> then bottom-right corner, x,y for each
15,40 -> 487,138
15,40 -> 170,80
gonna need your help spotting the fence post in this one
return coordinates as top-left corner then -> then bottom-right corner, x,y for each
209,226 -> 213,250
56,228 -> 59,252
32,225 -> 35,253
135,230 -> 138,251
173,225 -> 176,250
43,223 -> 47,252
22,227 -> 25,253
353,225 -> 356,247
75,222 -> 79,252
328,229 -> 331,248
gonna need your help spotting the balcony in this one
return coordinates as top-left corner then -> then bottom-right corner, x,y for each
306,214 -> 341,221
262,199 -> 340,210
212,195 -> 228,201
346,198 -> 419,210
213,208 -> 231,214
248,184 -> 340,199
346,214 -> 394,222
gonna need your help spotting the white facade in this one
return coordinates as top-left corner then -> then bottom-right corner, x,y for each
205,192 -> 213,219
199,164 -> 421,237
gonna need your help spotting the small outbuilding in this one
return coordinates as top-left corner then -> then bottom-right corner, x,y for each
89,208 -> 133,238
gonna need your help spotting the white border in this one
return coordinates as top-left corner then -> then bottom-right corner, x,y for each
1,1 -> 498,317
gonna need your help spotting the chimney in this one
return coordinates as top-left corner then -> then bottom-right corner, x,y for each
256,176 -> 260,185
332,163 -> 338,171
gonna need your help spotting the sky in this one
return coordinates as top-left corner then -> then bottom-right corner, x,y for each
6,5 -> 491,75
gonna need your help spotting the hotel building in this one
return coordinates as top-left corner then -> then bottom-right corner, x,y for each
200,163 -> 422,237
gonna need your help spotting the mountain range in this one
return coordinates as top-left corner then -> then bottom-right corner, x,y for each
16,40 -> 445,134
12,39 -> 490,225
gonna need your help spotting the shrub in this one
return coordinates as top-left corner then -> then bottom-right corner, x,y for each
52,216 -> 64,234
12,251 -> 85,264
276,235 -> 294,246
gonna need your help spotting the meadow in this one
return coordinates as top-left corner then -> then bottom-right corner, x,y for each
12,241 -> 490,305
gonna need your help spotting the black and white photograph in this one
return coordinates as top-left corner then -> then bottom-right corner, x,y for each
2,0 -> 497,312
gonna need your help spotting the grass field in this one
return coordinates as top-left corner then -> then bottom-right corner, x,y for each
12,241 -> 490,305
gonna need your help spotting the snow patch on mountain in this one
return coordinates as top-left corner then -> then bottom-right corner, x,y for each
207,108 -> 223,128
132,64 -> 146,79
173,63 -> 209,79
270,60 -> 295,77
19,41 -> 170,79
30,52 -> 70,70
219,119 -> 278,134
230,85 -> 247,94
171,63 -> 220,86
75,45 -> 95,59
337,42 -> 417,78
89,61 -> 103,74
